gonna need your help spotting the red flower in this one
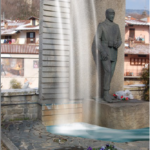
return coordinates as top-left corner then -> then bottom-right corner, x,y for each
113,94 -> 116,97
126,97 -> 129,100
121,95 -> 123,99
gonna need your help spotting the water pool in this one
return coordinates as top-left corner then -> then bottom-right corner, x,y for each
46,122 -> 149,143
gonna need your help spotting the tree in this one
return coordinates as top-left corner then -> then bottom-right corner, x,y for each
140,67 -> 149,101
1,0 -> 40,20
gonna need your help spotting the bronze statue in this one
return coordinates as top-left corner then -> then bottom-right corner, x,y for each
97,8 -> 122,102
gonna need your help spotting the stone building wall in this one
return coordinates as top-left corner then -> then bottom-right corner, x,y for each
124,86 -> 145,100
1,89 -> 40,121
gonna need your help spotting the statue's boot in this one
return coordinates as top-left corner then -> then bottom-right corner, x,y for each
103,91 -> 113,103
109,94 -> 115,100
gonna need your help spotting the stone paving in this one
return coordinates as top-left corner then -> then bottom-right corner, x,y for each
1,141 -> 9,150
1,120 -> 149,150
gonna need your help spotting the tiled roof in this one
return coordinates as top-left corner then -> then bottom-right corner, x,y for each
124,44 -> 150,54
125,20 -> 150,26
1,20 -> 30,27
16,25 -> 39,30
1,28 -> 17,35
126,16 -> 137,20
1,44 -> 39,54
1,19 -> 39,35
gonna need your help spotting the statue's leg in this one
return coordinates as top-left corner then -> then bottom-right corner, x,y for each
111,61 -> 116,80
110,61 -> 121,101
109,61 -> 117,99
101,60 -> 112,102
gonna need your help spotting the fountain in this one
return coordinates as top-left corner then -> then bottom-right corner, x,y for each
38,0 -> 149,131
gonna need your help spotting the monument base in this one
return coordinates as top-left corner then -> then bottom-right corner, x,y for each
41,102 -> 83,126
83,99 -> 149,129
41,99 -> 149,130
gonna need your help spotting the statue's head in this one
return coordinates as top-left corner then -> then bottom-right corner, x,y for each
105,8 -> 115,22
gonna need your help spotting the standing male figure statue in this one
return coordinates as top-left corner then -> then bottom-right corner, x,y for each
97,8 -> 122,102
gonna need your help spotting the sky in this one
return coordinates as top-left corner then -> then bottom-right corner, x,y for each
126,0 -> 149,10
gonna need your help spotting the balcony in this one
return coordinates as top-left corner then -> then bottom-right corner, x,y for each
124,67 -> 148,78
1,38 -> 39,45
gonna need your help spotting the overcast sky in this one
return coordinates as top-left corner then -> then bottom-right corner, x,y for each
126,0 -> 149,10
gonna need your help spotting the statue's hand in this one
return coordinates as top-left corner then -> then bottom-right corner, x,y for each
114,41 -> 122,49
101,51 -> 108,61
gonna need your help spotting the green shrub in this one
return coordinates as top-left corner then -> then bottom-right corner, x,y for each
10,79 -> 22,89
140,67 -> 149,101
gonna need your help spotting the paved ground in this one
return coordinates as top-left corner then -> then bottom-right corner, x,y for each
1,141 -> 9,150
1,120 -> 149,150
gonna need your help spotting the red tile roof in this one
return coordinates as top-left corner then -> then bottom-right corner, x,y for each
1,44 -> 39,54
125,20 -> 150,26
125,44 -> 149,54
1,19 -> 39,35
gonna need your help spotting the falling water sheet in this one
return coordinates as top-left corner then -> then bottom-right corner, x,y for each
46,122 -> 149,143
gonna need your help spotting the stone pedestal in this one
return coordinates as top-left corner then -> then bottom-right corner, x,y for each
41,102 -> 83,126
83,99 -> 149,129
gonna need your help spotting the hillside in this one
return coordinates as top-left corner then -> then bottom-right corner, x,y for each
1,0 -> 40,20
126,9 -> 149,16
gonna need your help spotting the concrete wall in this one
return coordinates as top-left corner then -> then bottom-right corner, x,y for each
39,0 -> 71,104
70,0 -> 125,100
1,54 -> 39,89
1,89 -> 41,121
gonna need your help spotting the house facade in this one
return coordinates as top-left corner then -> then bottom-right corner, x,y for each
124,17 -> 149,85
125,17 -> 150,44
1,17 -> 39,89
1,17 -> 39,44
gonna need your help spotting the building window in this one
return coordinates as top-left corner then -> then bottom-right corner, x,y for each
130,58 -> 134,65
27,32 -> 35,44
3,35 -> 12,44
129,28 -> 135,39
130,58 -> 149,66
138,55 -> 146,57
5,35 -> 12,40
32,19 -> 35,26
33,60 -> 39,68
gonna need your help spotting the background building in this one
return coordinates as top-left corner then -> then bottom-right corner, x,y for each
1,17 -> 39,89
125,16 -> 150,44
124,16 -> 149,85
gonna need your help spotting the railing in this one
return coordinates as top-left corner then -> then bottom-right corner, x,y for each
124,68 -> 148,77
1,39 -> 39,44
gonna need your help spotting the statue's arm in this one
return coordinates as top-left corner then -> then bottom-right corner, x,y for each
115,25 -> 122,49
96,24 -> 108,60
96,24 -> 102,51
